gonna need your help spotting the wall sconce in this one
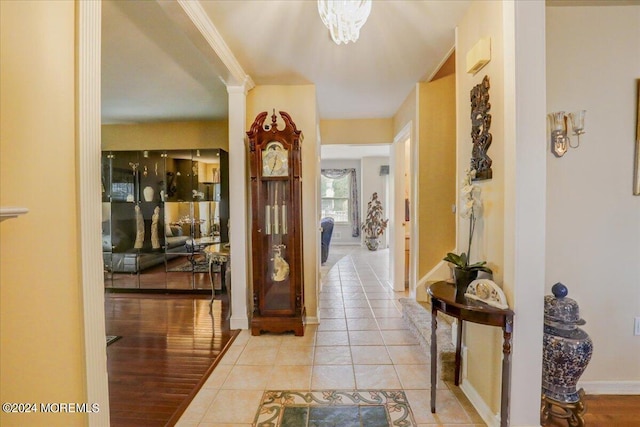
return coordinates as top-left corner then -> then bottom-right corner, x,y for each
548,110 -> 586,157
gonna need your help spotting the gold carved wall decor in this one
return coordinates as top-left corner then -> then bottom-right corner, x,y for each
470,75 -> 492,181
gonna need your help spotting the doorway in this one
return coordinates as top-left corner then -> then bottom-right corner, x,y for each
319,144 -> 391,248
390,123 -> 415,294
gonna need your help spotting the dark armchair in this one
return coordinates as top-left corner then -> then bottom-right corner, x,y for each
320,217 -> 335,264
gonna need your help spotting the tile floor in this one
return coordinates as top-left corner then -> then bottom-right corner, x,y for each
177,246 -> 485,427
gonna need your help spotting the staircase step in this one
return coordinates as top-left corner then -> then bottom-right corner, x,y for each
399,297 -> 456,382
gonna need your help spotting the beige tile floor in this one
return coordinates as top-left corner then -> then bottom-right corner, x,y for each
177,246 -> 485,427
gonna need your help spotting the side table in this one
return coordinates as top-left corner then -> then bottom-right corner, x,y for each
203,243 -> 230,311
427,281 -> 514,427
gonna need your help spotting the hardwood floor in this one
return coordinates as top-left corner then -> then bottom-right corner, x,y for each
105,292 -> 237,426
544,394 -> 640,427
105,254 -> 212,290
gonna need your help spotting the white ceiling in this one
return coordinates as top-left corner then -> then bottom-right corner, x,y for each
101,0 -> 229,123
102,0 -> 470,123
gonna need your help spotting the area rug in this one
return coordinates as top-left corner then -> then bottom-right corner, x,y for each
106,335 -> 121,346
254,390 -> 417,427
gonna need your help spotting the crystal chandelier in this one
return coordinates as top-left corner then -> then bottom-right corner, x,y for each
317,0 -> 372,45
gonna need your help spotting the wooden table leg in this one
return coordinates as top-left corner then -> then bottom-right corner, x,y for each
430,305 -> 438,413
500,317 -> 513,427
219,261 -> 227,294
208,259 -> 216,311
455,320 -> 463,386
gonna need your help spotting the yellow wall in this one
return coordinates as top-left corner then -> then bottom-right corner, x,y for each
456,0 -> 507,413
417,76 -> 456,278
102,120 -> 229,151
246,85 -> 319,321
319,118 -> 394,145
0,1 -> 88,426
431,51 -> 455,81
393,86 -> 417,136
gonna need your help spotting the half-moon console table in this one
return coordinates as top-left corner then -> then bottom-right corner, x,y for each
427,280 -> 514,427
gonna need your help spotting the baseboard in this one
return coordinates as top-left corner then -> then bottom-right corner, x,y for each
579,380 -> 640,394
306,316 -> 320,325
460,380 -> 500,427
230,316 -> 249,330
417,260 -> 451,286
416,260 -> 451,302
461,380 -> 587,427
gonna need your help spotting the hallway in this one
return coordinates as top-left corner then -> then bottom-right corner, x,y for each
177,246 -> 484,426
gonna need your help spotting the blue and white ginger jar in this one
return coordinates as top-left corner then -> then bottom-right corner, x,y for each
542,283 -> 593,403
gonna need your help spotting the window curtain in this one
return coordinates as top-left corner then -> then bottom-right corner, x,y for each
321,168 -> 360,237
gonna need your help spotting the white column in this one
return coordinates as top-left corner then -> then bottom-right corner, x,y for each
78,0 -> 110,425
503,1 -> 546,425
227,82 -> 250,330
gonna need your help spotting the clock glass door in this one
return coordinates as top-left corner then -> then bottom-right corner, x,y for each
262,179 -> 293,313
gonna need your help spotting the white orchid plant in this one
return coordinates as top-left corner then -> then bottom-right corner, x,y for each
443,168 -> 492,274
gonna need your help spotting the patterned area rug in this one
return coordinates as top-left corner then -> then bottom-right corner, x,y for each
254,390 -> 416,427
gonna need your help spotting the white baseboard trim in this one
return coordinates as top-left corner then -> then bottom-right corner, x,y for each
579,381 -> 640,394
416,260 -> 452,302
306,316 -> 320,325
230,316 -> 249,330
460,380 -> 500,427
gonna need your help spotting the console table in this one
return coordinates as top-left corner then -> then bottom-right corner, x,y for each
427,281 -> 514,427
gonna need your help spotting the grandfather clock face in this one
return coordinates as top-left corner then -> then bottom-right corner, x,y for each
262,141 -> 289,177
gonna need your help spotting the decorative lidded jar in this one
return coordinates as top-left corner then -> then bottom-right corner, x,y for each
542,283 -> 593,403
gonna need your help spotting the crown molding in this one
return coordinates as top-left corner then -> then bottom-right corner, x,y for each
169,0 -> 255,90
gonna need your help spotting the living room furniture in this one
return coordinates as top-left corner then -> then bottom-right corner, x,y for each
204,243 -> 230,311
102,149 -> 229,290
427,280 -> 514,427
320,217 -> 334,264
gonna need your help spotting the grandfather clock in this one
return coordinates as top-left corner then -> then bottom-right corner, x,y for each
247,110 -> 305,336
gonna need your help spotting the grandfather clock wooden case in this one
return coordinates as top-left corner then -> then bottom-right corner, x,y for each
247,111 -> 305,336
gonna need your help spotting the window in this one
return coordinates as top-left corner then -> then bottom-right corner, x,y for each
321,174 -> 351,223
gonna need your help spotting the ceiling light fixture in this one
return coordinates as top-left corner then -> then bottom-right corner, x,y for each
317,0 -> 371,45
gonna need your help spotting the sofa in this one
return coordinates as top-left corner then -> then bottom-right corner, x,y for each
104,223 -> 191,273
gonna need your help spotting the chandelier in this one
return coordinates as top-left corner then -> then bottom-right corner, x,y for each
317,0 -> 372,45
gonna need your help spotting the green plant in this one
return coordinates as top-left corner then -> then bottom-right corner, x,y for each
443,169 -> 492,274
362,192 -> 388,238
442,252 -> 492,273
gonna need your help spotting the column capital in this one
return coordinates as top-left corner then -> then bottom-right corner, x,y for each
227,76 -> 254,95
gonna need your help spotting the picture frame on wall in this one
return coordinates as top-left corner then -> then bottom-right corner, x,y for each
634,79 -> 640,196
